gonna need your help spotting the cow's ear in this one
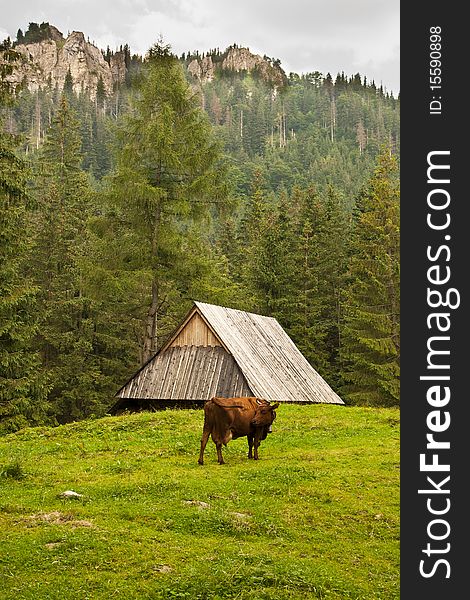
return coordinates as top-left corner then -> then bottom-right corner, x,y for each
271,402 -> 280,410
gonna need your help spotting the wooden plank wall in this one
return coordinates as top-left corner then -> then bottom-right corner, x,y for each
118,345 -> 252,400
170,313 -> 220,348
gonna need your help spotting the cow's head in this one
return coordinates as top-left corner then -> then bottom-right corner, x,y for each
252,402 -> 279,427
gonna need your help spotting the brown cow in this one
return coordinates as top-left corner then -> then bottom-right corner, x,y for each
198,396 -> 279,465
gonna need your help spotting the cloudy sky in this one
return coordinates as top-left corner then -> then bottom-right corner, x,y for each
1,0 -> 400,94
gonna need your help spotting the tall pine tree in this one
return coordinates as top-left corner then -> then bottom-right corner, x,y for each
285,185 -> 350,385
341,150 -> 400,406
105,42 -> 227,363
31,94 -> 104,422
0,40 -> 50,433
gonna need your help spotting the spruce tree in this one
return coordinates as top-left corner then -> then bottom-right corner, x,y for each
246,187 -> 296,317
96,76 -> 106,113
106,42 -> 227,363
31,95 -> 104,422
235,170 -> 269,310
302,185 -> 350,384
63,69 -> 74,99
0,40 -> 50,433
284,185 -> 349,382
341,150 -> 400,406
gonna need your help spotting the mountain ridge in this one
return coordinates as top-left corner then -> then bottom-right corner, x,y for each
5,24 -> 288,98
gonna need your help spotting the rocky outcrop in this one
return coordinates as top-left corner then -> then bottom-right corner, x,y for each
7,30 -> 126,98
187,55 -> 215,84
188,46 -> 287,89
4,28 -> 286,98
45,25 -> 64,43
110,51 -> 127,85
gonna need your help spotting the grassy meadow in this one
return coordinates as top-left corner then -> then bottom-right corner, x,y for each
0,405 -> 399,599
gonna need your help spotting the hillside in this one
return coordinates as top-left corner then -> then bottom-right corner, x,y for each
0,405 -> 400,599
3,22 -> 399,197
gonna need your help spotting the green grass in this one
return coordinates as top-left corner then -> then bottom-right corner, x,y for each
0,405 -> 399,600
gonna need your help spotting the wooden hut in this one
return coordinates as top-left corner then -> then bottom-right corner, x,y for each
111,301 -> 344,412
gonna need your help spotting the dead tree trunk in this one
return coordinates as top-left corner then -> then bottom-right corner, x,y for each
330,97 -> 336,143
142,279 -> 158,364
141,191 -> 161,364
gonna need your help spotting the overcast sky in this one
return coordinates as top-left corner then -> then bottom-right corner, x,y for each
1,0 -> 400,94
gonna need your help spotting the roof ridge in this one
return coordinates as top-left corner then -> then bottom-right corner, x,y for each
194,300 -> 279,322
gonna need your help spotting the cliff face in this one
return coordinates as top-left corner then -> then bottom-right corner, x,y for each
5,27 -> 286,98
7,30 -> 126,98
187,55 -> 215,84
188,47 -> 287,88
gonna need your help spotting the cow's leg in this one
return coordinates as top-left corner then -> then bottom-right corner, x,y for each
198,426 -> 211,465
247,434 -> 254,459
216,442 -> 225,465
253,429 -> 262,460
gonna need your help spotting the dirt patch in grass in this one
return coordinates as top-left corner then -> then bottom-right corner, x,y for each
26,511 -> 96,529
182,500 -> 210,509
229,511 -> 252,521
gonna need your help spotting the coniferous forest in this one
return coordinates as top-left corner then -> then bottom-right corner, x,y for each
0,32 -> 400,433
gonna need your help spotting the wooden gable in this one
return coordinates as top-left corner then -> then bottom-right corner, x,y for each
163,309 -> 223,350
170,312 -> 220,348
